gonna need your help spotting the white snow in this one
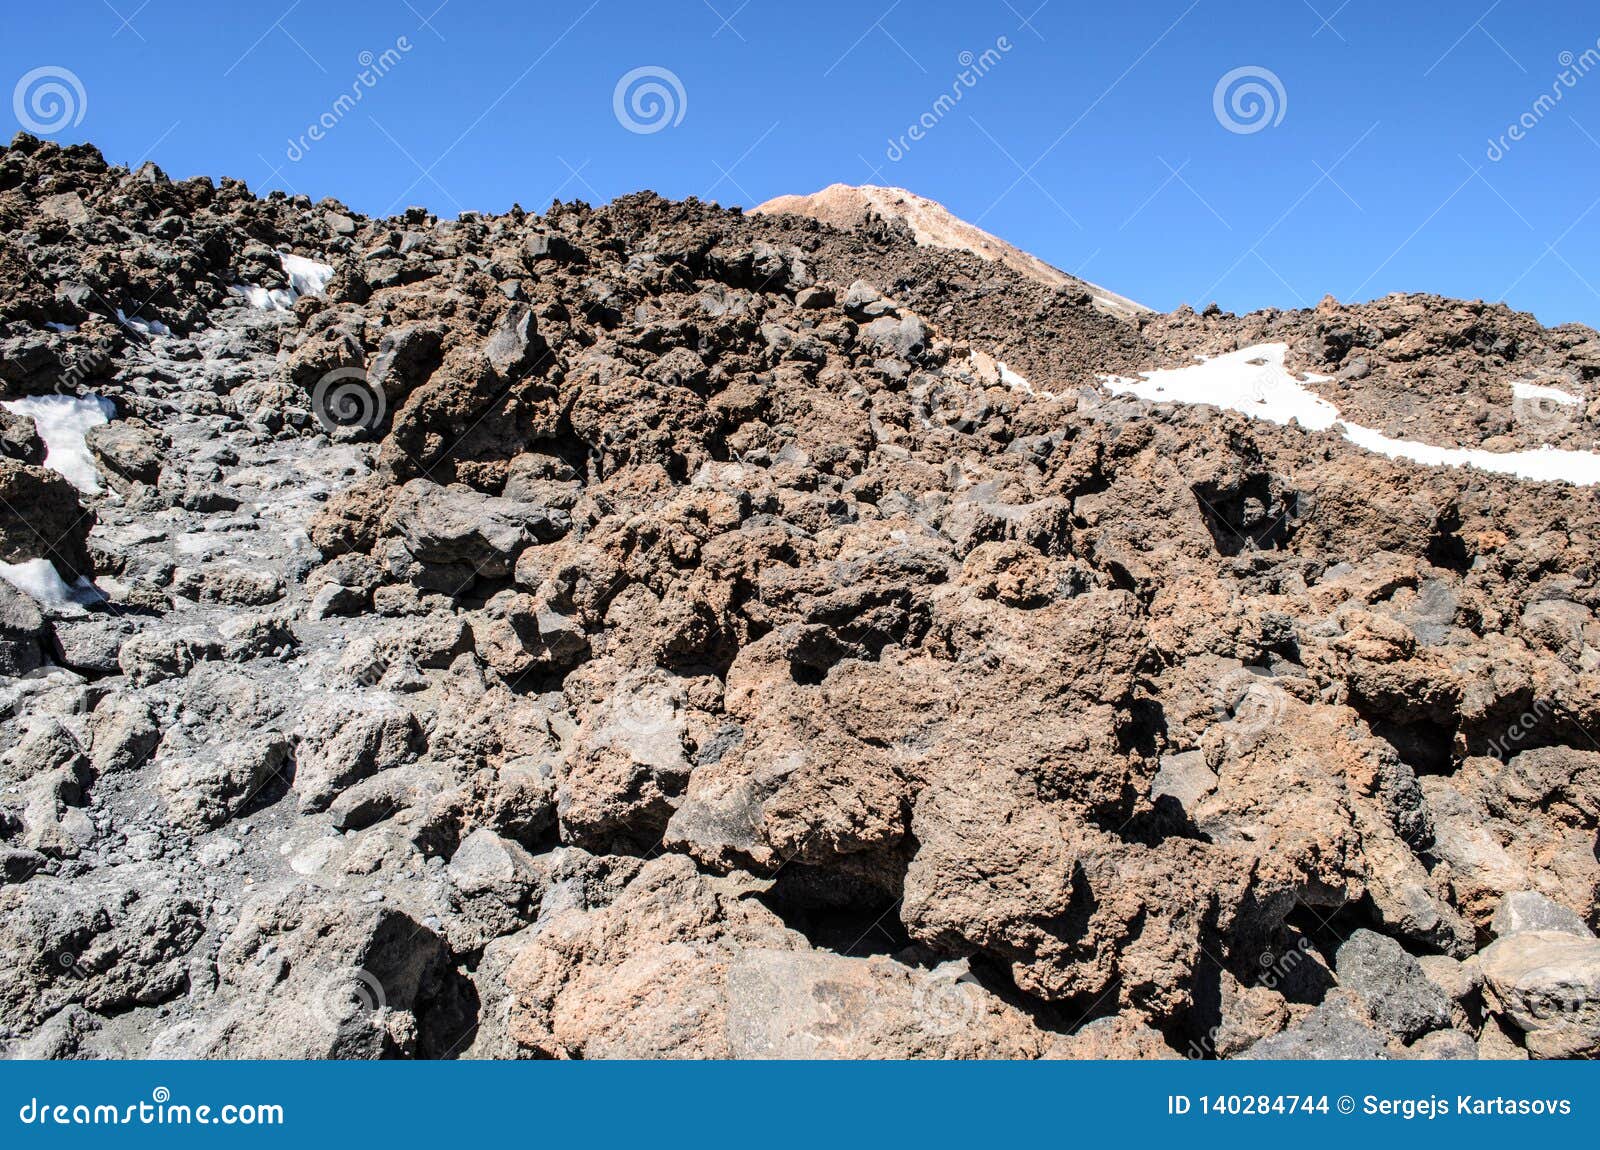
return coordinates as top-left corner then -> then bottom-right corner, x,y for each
281,253 -> 335,297
44,321 -> 76,333
232,251 -> 335,311
1102,342 -> 1600,487
1103,344 -> 1342,430
1511,380 -> 1581,406
1,393 -> 117,493
0,558 -> 102,615
1340,422 -> 1600,486
997,360 -> 1059,402
115,309 -> 171,337
228,283 -> 295,311
997,362 -> 1032,394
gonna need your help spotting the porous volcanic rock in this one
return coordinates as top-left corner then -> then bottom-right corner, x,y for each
0,133 -> 1597,1060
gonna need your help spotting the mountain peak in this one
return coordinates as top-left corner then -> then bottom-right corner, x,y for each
752,183 -> 1149,321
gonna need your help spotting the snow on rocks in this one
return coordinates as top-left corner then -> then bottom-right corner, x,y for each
1511,379 -> 1582,407
0,558 -> 101,615
114,309 -> 171,337
1103,343 -> 1600,486
281,253 -> 335,297
1,394 -> 116,493
230,251 -> 335,311
227,283 -> 294,311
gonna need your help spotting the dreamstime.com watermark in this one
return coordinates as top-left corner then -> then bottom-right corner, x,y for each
884,37 -> 1014,162
1483,696 -> 1555,762
285,36 -> 414,162
310,367 -> 386,436
12,65 -> 86,136
613,66 -> 687,134
1486,38 -> 1600,161
17,1087 -> 284,1127
1213,65 -> 1287,135
1186,936 -> 1316,1059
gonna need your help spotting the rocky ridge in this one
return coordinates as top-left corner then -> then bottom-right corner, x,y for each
0,133 -> 1598,1059
752,183 -> 1151,320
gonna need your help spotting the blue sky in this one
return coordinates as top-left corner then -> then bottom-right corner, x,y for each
5,1 -> 1599,327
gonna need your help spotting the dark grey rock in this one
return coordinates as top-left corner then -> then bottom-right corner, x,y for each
51,615 -> 137,676
860,314 -> 928,359
85,421 -> 165,486
118,629 -> 224,686
1243,994 -> 1389,1060
1334,928 -> 1452,1040
1405,1028 -> 1478,1059
0,580 -> 46,675
1492,891 -> 1594,939
0,461 -> 93,579
366,323 -> 441,403
0,408 -> 44,464
483,304 -> 537,379
159,734 -> 289,830
389,478 -> 568,579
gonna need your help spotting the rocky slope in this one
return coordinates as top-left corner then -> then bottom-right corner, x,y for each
1,133 -> 1598,1060
753,183 -> 1150,320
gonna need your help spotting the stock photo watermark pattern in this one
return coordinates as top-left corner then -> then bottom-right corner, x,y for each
284,36 -> 414,163
310,367 -> 387,436
884,36 -> 1013,162
612,65 -> 687,134
1212,65 -> 1287,134
0,1 -> 1598,1103
1485,35 -> 1600,161
16,1086 -> 283,1127
11,65 -> 86,136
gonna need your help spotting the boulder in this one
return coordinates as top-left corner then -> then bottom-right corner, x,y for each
1491,891 -> 1593,940
0,460 -> 92,578
150,883 -> 468,1059
84,421 -> 165,486
0,579 -> 47,675
0,866 -> 204,1031
1404,1028 -> 1478,1059
1244,993 -> 1389,1059
1333,929 -> 1451,1040
158,733 -> 290,830
0,407 -> 43,464
1479,930 -> 1600,1058
385,478 -> 569,580
50,614 -> 136,675
293,700 -> 425,813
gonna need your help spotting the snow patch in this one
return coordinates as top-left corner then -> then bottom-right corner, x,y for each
0,558 -> 102,616
229,283 -> 295,311
997,360 -> 1058,402
281,253 -> 335,297
1102,342 -> 1600,487
232,251 -> 336,311
1,393 -> 117,493
997,362 -> 1032,394
1103,344 -> 1341,430
1512,380 -> 1581,406
44,321 -> 76,333
1340,423 -> 1600,486
115,309 -> 171,337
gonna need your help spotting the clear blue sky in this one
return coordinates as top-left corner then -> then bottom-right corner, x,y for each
5,1 -> 1599,327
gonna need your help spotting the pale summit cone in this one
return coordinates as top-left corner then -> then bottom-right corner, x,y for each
752,182 -> 1151,321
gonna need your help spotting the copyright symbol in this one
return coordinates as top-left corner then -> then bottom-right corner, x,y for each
1337,1095 -> 1354,1114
